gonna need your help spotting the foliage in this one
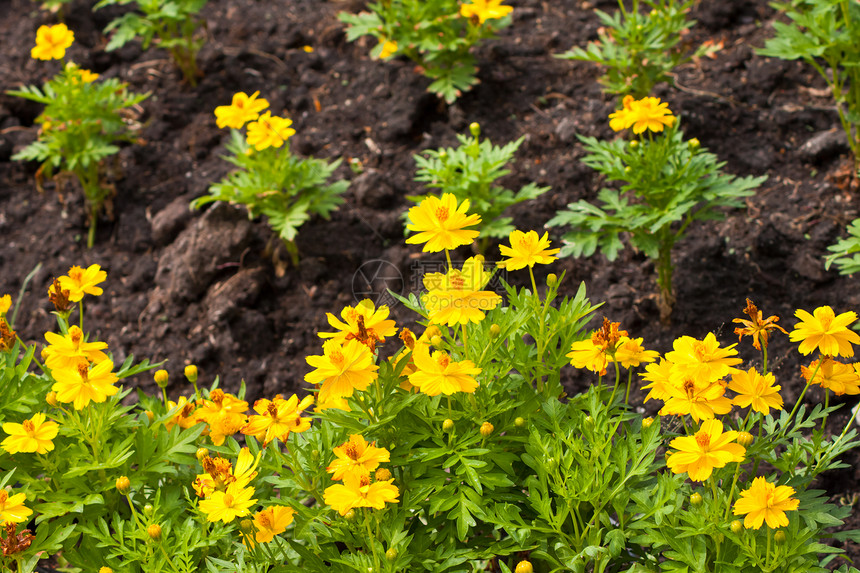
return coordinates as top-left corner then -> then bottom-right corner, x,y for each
95,0 -> 208,85
9,64 -> 148,249
758,0 -> 860,167
547,116 -> 765,321
338,0 -> 513,103
556,0 -> 717,99
825,218 -> 860,275
411,123 -> 549,251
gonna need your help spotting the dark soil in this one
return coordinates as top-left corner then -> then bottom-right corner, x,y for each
2,0 -> 860,563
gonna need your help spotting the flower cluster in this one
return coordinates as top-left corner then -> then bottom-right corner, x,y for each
323,435 -> 399,516
214,91 -> 296,151
608,95 -> 676,134
568,318 -> 658,376
196,448 -> 260,524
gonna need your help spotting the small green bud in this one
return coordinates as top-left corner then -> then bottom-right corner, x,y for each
480,421 -> 494,437
184,364 -> 198,383
514,416 -> 525,428
546,273 -> 557,287
730,520 -> 743,534
690,492 -> 702,506
311,449 -> 320,462
386,548 -> 398,561
344,509 -> 356,520
438,150 -> 447,159
489,324 -> 501,338
774,530 -> 786,544
154,369 -> 169,388
196,448 -> 209,461
239,519 -> 255,534
469,122 -> 481,137
736,432 -> 753,447
688,138 -> 700,150
624,166 -> 632,173
629,140 -> 639,148
584,415 -> 593,425
442,418 -> 455,432
143,504 -> 154,517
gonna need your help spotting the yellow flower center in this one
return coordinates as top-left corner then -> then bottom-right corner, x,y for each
22,420 -> 35,435
343,442 -> 360,460
223,494 -> 234,507
435,207 -> 450,223
517,236 -> 535,251
695,433 -> 710,449
818,316 -> 832,330
0,490 -> 7,504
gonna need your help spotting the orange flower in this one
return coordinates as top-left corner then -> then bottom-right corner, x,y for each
733,298 -> 786,351
801,358 -> 860,396
31,24 -> 74,61
728,368 -> 783,415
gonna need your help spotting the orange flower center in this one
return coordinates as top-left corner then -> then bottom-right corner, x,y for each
517,236 -> 534,251
0,490 -> 7,504
329,350 -> 345,367
77,363 -> 89,381
343,442 -> 360,460
682,380 -> 696,398
68,268 -> 84,282
266,402 -> 279,418
436,353 -> 450,369
22,420 -> 35,435
450,276 -> 466,290
695,433 -> 710,449
359,475 -> 371,487
223,494 -> 235,507
435,207 -> 450,223
70,330 -> 83,346
818,316 -> 832,330
692,341 -> 709,360
210,389 -> 225,404
257,511 -> 272,528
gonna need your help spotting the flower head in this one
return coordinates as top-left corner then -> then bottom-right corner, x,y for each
378,39 -> 398,59
801,358 -> 860,396
253,505 -> 296,543
728,367 -> 784,415
405,193 -> 481,252
165,396 -> 198,431
608,96 -> 675,134
666,419 -> 745,481
57,264 -> 106,303
327,434 -> 391,481
215,91 -> 269,129
660,378 -> 733,423
51,360 -> 119,410
31,24 -> 74,61
320,300 -> 397,352
198,482 -> 257,523
0,489 -> 32,525
733,476 -> 799,529
460,0 -> 513,24
421,256 -> 502,326
614,337 -> 659,369
733,298 -> 787,351
407,344 -> 481,396
665,332 -> 742,385
305,339 -> 379,403
194,389 -> 249,446
323,472 -> 399,516
241,394 -> 313,445
790,306 -> 860,358
43,325 -> 109,371
1,413 -> 59,454
497,230 -> 560,271
245,111 -> 296,151
0,295 -> 10,316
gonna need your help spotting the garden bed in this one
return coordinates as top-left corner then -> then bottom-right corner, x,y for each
1,0 -> 860,566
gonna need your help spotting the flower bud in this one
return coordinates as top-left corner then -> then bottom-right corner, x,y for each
184,364 -> 198,383
480,421 -> 494,437
385,548 -> 398,561
736,431 -> 753,447
239,519 -> 255,534
375,468 -> 392,481
147,523 -> 162,541
41,347 -> 50,362
730,520 -> 743,534
154,369 -> 169,388
641,417 -> 654,429
690,492 -> 702,506
688,138 -> 700,150
469,122 -> 481,137
99,568 -> 113,573
145,410 -> 154,423
774,530 -> 786,544
196,448 -> 209,461
430,335 -> 443,348
143,504 -> 154,517
489,324 -> 501,338
344,509 -> 356,520
442,418 -> 455,432
514,416 -> 525,428
45,391 -> 58,407
546,273 -> 557,287
515,561 -> 533,573
714,533 -> 724,544
311,449 -> 320,463
629,140 -> 639,148
115,476 -> 131,495
584,415 -> 593,425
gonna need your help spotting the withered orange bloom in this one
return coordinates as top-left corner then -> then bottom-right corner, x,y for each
733,298 -> 787,351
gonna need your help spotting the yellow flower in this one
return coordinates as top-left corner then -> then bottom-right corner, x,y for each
660,378 -> 733,423
305,339 -> 379,403
421,256 -> 502,326
43,325 -> 109,371
497,230 -> 560,271
323,472 -> 399,516
1,412 -> 59,454
407,344 -> 481,396
608,96 -> 675,134
728,367 -> 784,415
327,435 -> 391,481
460,0 -> 513,24
666,419 -> 745,481
193,389 -> 248,446
57,264 -> 107,303
790,306 -> 860,358
320,299 -> 397,352
665,333 -> 742,385
378,39 -> 398,59
0,295 -> 10,316
77,68 -> 99,83
568,338 -> 609,375
733,476 -> 799,529
613,337 -> 659,369
214,91 -> 270,129
241,394 -> 314,445
640,358 -> 675,403
51,360 -> 119,410
733,298 -> 786,351
31,23 -> 74,61
245,111 -> 296,151
253,505 -> 296,543
405,193 -> 481,252
199,482 -> 257,523
801,357 -> 860,396
165,396 -> 198,431
0,489 -> 33,525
